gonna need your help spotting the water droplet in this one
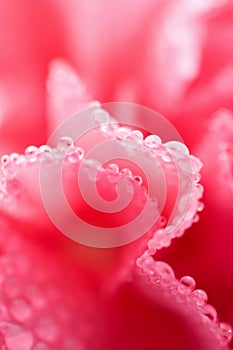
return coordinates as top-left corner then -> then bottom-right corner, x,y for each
67,147 -> 84,162
93,108 -> 110,125
10,153 -> 20,163
57,137 -> 74,150
127,130 -> 144,143
161,152 -> 171,163
0,322 -> 34,350
115,127 -> 131,140
165,141 -> 189,157
1,155 -> 9,164
10,298 -> 32,321
83,159 -> 102,182
197,202 -> 204,212
196,184 -> 204,199
192,289 -> 208,306
37,145 -> 53,161
107,163 -> 119,173
153,261 -> 175,280
2,159 -> 18,178
179,276 -> 196,292
195,173 -> 201,182
133,175 -> 142,185
144,135 -> 161,148
35,317 -> 58,342
219,322 -> 233,343
25,146 -> 38,162
120,168 -> 132,178
106,163 -> 120,183
202,304 -> 217,322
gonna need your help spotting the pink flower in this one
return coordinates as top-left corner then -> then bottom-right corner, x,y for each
0,1 -> 233,349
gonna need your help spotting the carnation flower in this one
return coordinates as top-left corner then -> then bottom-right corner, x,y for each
0,1 -> 232,349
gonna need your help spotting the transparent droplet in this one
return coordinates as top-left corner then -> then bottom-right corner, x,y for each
154,261 -> 175,280
197,202 -> 204,212
37,145 -> 53,162
144,135 -> 161,148
105,163 -> 119,183
115,127 -> 131,140
10,153 -> 20,163
133,175 -> 142,185
107,163 -> 119,173
83,159 -> 101,182
179,276 -> 196,292
2,159 -> 18,178
127,130 -> 144,143
195,173 -> 201,182
219,322 -> 233,343
165,141 -> 189,156
67,147 -> 84,162
202,304 -> 217,322
93,108 -> 110,125
1,155 -> 9,164
160,152 -> 171,163
120,168 -> 132,178
57,136 -> 74,150
192,289 -> 208,306
10,298 -> 32,321
25,146 -> 38,162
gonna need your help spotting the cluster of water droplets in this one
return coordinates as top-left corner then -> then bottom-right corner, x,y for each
136,252 -> 232,346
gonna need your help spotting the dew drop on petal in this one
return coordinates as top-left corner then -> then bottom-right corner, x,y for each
144,135 -> 161,148
154,261 -> 175,280
37,146 -> 53,161
2,159 -> 18,178
197,202 -> 204,212
67,147 -> 84,163
219,322 -> 233,343
57,137 -> 74,151
127,130 -> 144,143
83,160 -> 102,182
202,304 -> 218,322
107,163 -> 119,173
25,146 -> 38,162
165,141 -> 190,156
115,127 -> 131,140
192,289 -> 208,306
9,153 -> 19,162
120,168 -> 132,178
179,276 -> 196,292
93,108 -> 110,125
1,155 -> 9,165
133,175 -> 143,185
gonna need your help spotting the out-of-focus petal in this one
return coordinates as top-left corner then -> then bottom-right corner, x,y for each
0,1 -> 66,153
